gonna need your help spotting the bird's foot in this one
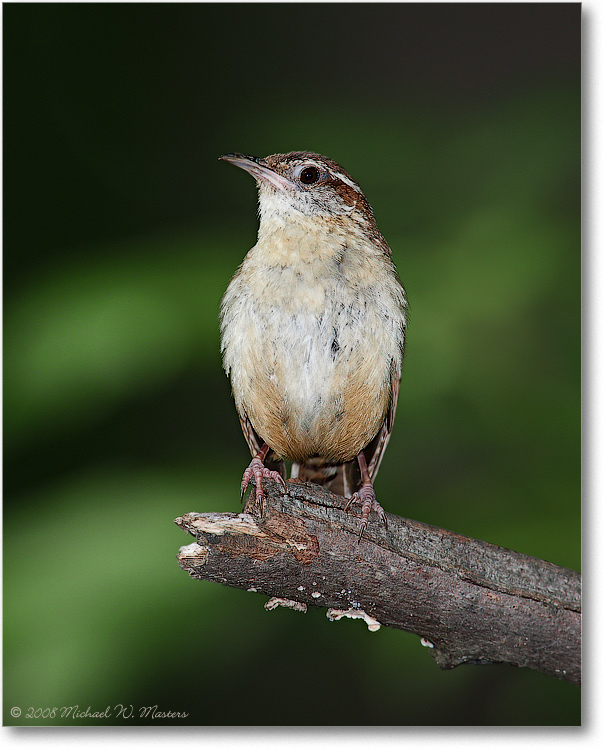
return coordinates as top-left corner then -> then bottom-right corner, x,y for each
240,456 -> 287,515
345,483 -> 388,541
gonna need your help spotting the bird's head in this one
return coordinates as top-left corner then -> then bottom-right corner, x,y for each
219,151 -> 378,226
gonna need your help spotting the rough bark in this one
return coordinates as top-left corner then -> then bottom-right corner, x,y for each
175,479 -> 581,685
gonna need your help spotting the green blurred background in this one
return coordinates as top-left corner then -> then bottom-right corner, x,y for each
3,2 -> 580,726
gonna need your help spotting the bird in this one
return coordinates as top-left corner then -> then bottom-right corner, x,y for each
219,151 -> 408,539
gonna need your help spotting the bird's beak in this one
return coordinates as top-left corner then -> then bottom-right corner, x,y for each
219,153 -> 294,192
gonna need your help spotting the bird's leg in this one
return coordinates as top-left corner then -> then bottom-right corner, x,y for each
240,442 -> 287,515
344,451 -> 388,541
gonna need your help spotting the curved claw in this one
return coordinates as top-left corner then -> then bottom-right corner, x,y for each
274,473 -> 288,493
345,483 -> 387,542
240,456 -> 287,514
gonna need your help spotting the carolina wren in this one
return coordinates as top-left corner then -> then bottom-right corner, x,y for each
219,151 -> 408,538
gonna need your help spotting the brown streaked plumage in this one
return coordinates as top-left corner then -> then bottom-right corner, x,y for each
219,151 -> 408,539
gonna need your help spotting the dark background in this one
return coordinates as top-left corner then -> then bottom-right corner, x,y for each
3,2 -> 580,726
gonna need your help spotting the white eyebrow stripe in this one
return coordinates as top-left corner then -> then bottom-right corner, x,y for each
328,170 -> 363,193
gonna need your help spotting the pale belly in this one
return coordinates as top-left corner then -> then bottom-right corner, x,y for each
222,266 -> 399,462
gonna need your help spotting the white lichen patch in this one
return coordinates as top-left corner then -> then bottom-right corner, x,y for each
177,543 -> 209,565
264,597 -> 307,613
178,512 -> 265,540
290,540 -> 310,551
297,586 -> 305,591
326,608 -> 381,632
311,591 -> 322,599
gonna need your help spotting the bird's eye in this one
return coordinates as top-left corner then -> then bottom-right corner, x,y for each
299,166 -> 320,185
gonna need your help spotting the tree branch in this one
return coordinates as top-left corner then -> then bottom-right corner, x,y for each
175,479 -> 581,685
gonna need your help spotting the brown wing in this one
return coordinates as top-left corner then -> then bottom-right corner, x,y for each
364,364 -> 400,483
238,412 -> 287,480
